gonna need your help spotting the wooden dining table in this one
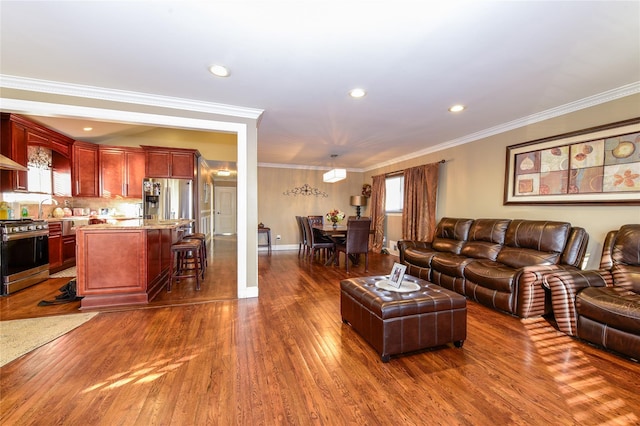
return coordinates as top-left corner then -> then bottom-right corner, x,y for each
312,224 -> 347,265
312,224 -> 348,236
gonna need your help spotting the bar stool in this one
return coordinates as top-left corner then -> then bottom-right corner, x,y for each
168,239 -> 202,292
183,232 -> 207,269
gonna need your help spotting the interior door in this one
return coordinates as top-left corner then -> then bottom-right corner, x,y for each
214,186 -> 236,235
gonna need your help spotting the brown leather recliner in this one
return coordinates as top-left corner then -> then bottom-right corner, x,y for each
399,217 -> 589,318
543,224 -> 640,360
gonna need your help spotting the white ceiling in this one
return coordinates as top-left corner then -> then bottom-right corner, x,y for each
1,1 -> 639,170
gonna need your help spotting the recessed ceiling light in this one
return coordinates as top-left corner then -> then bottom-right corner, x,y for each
83,127 -> 93,131
448,104 -> 465,112
349,88 -> 367,98
209,64 -> 230,77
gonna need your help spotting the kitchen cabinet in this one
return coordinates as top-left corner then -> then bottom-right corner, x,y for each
72,141 -> 99,197
49,221 -> 77,273
0,115 -> 29,192
125,149 -> 145,198
52,151 -> 72,197
75,221 -> 186,309
62,235 -> 76,268
1,113 -> 74,194
48,221 -> 63,271
99,146 -> 145,198
99,147 -> 124,197
24,123 -> 72,157
143,146 -> 198,179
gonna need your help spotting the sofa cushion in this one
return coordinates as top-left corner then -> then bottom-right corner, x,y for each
463,260 -> 515,293
460,219 -> 510,261
561,227 -> 589,268
612,264 -> 640,294
577,286 -> 640,335
504,220 -> 570,253
611,225 -> 640,293
612,224 -> 640,266
461,241 -> 503,261
467,218 -> 510,244
431,253 -> 477,277
497,220 -> 570,269
403,247 -> 439,269
431,218 -> 474,254
497,247 -> 562,269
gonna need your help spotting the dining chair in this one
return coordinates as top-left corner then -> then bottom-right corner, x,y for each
302,217 -> 335,262
307,215 -> 323,226
307,215 -> 336,243
334,218 -> 371,273
296,216 -> 307,257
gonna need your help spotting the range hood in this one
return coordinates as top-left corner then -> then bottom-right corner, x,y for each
0,154 -> 28,171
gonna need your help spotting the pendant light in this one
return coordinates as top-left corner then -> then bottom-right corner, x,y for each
323,154 -> 346,183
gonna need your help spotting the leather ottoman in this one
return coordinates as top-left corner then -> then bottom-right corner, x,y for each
340,275 -> 467,362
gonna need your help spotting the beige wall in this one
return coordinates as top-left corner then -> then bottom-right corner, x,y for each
257,167 -> 364,247
99,127 -> 237,161
364,93 -> 640,270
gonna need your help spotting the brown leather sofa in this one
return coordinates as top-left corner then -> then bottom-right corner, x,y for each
543,224 -> 640,360
398,217 -> 589,318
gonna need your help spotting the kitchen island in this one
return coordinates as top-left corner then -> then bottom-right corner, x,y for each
75,219 -> 193,309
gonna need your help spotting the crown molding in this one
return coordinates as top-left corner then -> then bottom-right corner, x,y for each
365,82 -> 640,172
0,74 -> 264,120
258,162 -> 364,173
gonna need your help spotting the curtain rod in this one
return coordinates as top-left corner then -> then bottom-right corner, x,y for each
385,159 -> 446,177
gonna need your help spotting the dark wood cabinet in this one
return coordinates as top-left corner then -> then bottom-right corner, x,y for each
99,148 -> 125,197
125,150 -> 145,198
48,222 -> 63,271
143,147 -> 197,179
48,222 -> 76,273
62,235 -> 76,266
76,225 -> 180,309
0,116 -> 28,192
145,150 -> 171,177
52,151 -> 72,197
72,142 -> 99,197
1,113 -> 73,194
99,146 -> 145,198
169,151 -> 194,178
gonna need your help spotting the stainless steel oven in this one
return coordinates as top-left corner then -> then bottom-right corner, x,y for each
0,219 -> 49,295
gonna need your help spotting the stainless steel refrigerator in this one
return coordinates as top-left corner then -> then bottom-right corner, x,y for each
142,178 -> 194,225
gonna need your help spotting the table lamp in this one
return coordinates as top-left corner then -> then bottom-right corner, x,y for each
350,195 -> 367,219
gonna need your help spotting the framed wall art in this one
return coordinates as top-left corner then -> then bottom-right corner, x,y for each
504,118 -> 640,205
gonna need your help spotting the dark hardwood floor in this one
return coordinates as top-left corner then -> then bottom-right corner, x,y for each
1,238 -> 639,425
0,235 -> 239,321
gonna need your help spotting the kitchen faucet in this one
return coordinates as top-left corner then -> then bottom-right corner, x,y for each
38,198 -> 58,219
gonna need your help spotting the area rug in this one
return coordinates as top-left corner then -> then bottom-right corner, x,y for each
0,312 -> 98,367
49,266 -> 76,278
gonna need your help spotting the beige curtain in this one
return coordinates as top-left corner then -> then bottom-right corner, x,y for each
369,174 -> 386,252
402,162 -> 440,242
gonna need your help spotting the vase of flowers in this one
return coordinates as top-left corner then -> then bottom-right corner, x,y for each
326,209 -> 345,228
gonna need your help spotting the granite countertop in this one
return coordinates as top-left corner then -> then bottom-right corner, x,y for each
46,216 -> 139,222
77,218 -> 194,230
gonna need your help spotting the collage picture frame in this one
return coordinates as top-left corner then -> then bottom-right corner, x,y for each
504,118 -> 640,205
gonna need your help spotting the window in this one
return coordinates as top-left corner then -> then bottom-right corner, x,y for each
385,175 -> 404,212
27,146 -> 52,194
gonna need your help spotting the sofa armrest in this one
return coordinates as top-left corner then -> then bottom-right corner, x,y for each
543,269 -> 613,335
398,240 -> 432,263
515,264 -> 575,318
